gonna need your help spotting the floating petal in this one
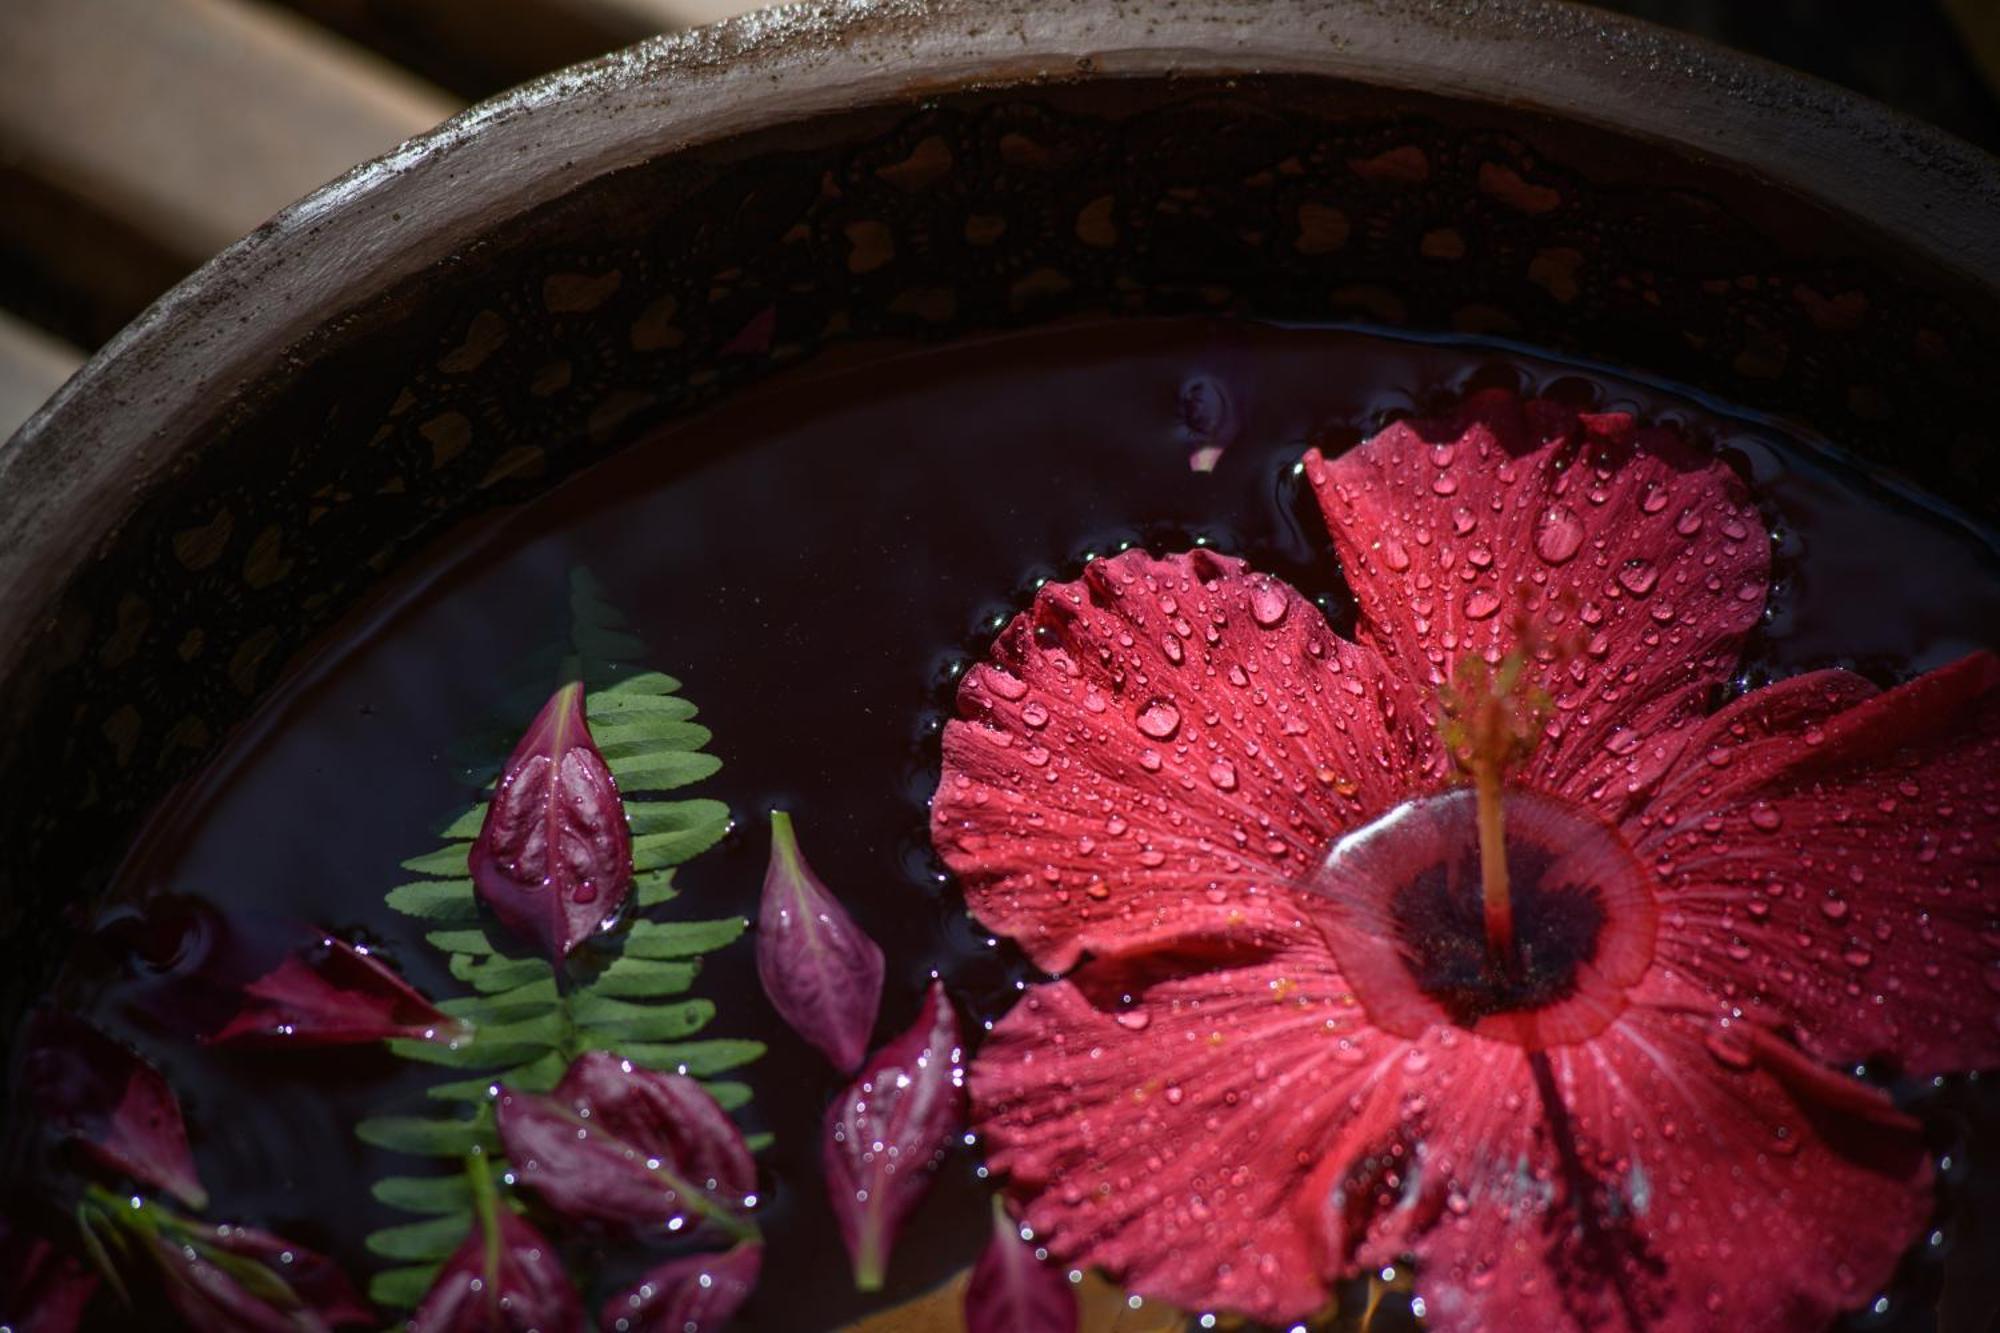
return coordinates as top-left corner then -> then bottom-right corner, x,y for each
965,1196 -> 1077,1333
497,1051 -> 755,1237
208,936 -> 462,1048
756,810 -> 884,1072
471,681 -> 633,961
410,1197 -> 581,1333
824,981 -> 966,1290
599,1242 -> 760,1333
22,1011 -> 206,1209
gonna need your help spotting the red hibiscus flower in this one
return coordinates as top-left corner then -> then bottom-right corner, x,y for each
932,389 -> 2000,1331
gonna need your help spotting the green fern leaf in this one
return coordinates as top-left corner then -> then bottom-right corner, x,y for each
608,749 -> 722,793
606,1039 -> 766,1077
369,1265 -> 441,1309
570,995 -> 713,1040
399,845 -> 472,877
384,880 -> 478,921
575,959 -> 703,1001
634,869 -> 677,907
366,569 -> 767,1307
371,1175 -> 475,1215
365,1213 -> 472,1262
621,917 -> 748,959
356,1116 -> 491,1158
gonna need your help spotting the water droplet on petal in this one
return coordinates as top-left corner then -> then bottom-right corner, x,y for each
1136,701 -> 1181,740
1464,589 -> 1501,620
1249,581 -> 1289,627
1616,560 -> 1659,595
1534,505 -> 1584,564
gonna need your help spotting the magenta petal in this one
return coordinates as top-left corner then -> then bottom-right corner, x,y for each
412,1206 -> 582,1333
755,811 -> 885,1072
23,1011 -> 206,1209
599,1242 -> 760,1333
146,1218 -> 371,1332
965,1198 -> 1077,1333
0,1223 -> 98,1333
498,1051 -> 755,1235
823,981 -> 966,1290
208,936 -> 463,1048
471,681 -> 633,961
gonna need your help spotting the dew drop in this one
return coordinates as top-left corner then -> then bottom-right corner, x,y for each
1464,589 -> 1501,620
1616,559 -> 1659,595
1534,505 -> 1584,564
1207,760 -> 1239,792
1249,581 -> 1289,627
1136,701 -> 1182,740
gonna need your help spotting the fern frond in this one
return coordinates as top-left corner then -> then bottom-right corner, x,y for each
360,566 -> 766,1306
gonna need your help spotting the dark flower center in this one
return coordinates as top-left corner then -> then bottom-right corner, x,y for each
1301,788 -> 1657,1049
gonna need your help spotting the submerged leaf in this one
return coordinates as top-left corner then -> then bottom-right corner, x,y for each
599,1242 -> 760,1333
208,936 -> 463,1048
410,1160 -> 582,1333
966,1197 -> 1078,1333
22,1011 -> 207,1209
756,811 -> 884,1072
470,682 -> 633,962
496,1051 -> 756,1239
823,982 -> 966,1290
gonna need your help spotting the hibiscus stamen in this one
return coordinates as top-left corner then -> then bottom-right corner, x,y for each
1438,645 -> 1554,975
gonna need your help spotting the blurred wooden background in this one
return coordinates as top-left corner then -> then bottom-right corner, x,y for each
2,0 -> 1997,440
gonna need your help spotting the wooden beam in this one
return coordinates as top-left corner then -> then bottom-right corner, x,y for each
0,310 -> 83,443
0,0 -> 461,341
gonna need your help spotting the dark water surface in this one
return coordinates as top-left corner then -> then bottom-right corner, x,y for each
22,318 -> 2000,1331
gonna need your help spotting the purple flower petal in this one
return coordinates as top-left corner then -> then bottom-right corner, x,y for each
965,1197 -> 1077,1333
497,1052 -> 756,1238
823,981 -> 966,1290
411,1181 -> 581,1333
144,1214 -> 372,1332
23,1011 -> 206,1209
208,936 -> 463,1048
471,682 -> 633,962
755,811 -> 884,1072
0,1220 -> 99,1333
599,1242 -> 760,1333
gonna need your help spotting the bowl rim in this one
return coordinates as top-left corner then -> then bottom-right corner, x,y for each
3,0 -> 1997,695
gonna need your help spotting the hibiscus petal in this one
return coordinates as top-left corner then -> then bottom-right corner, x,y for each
208,936 -> 463,1048
599,1242 -> 760,1333
1631,651 -> 2000,1076
934,548 -> 1440,972
497,1051 -> 755,1236
965,1197 -> 1078,1333
1304,390 -> 1770,818
22,1011 -> 207,1209
756,811 -> 885,1072
973,936 -> 1401,1323
471,681 -> 633,961
411,1203 -> 582,1333
0,1223 -> 98,1333
1330,999 -> 1930,1332
824,981 -> 966,1290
